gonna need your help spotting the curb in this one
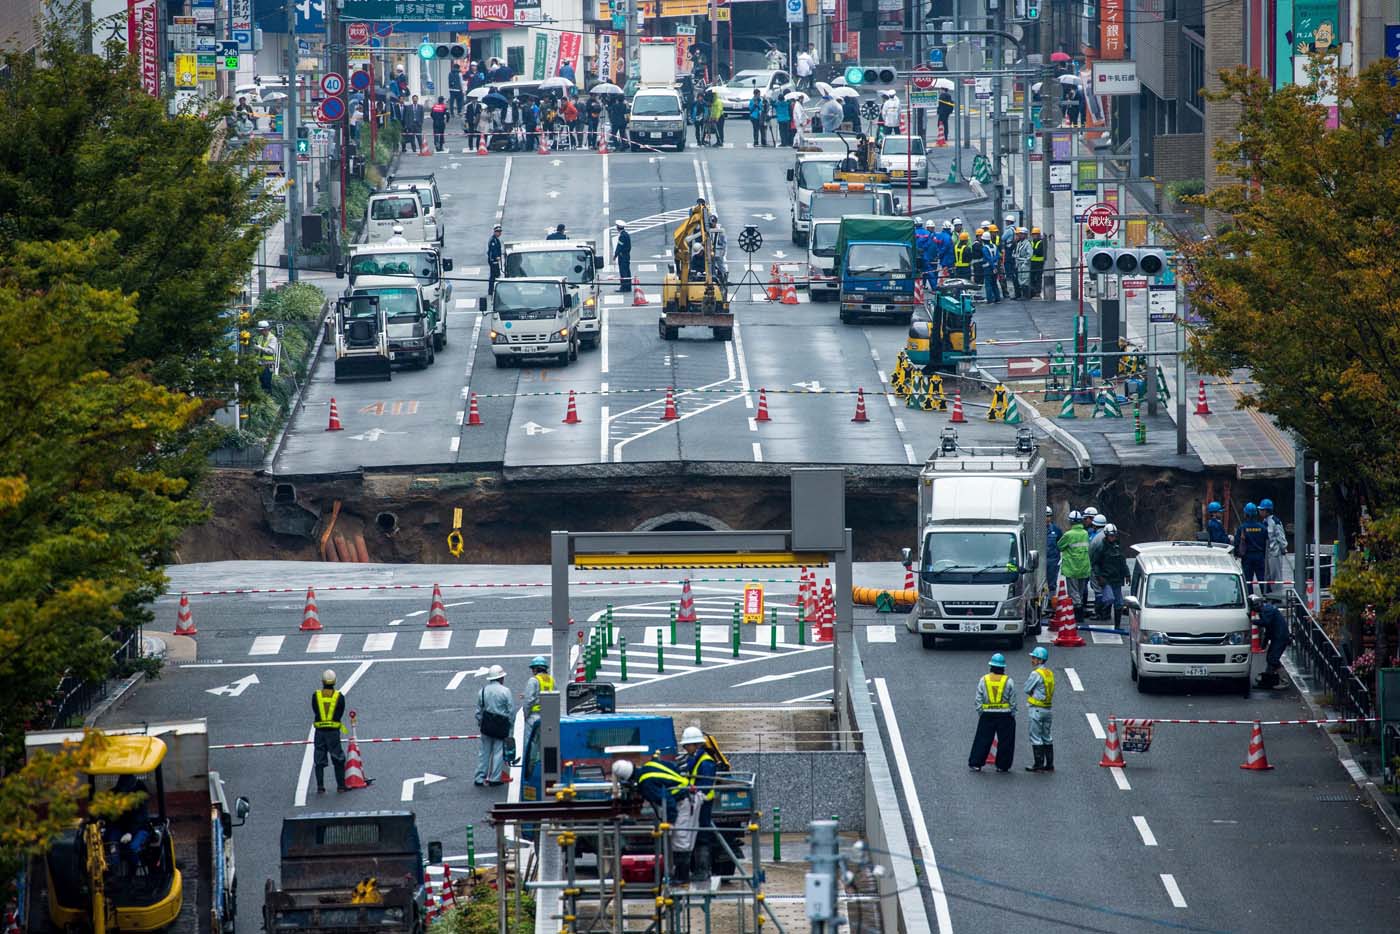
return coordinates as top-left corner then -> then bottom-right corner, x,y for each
263,298 -> 331,475
1282,653 -> 1400,843
83,672 -> 146,728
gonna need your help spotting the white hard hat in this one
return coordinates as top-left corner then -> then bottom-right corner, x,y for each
980,232 -> 991,241
942,220 -> 953,230
257,320 -> 271,329
952,217 -> 963,225
1093,514 -> 1108,528
487,664 -> 506,681
1046,506 -> 1053,516
914,217 -> 924,226
1104,523 -> 1119,535
1018,227 -> 1028,234
1083,506 -> 1099,518
615,219 -> 626,228
1068,509 -> 1082,521
1005,214 -> 1016,222
392,224 -> 404,234
681,726 -> 705,745
322,669 -> 336,685
612,759 -> 635,781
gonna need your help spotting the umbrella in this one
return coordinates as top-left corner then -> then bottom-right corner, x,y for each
1031,82 -> 1043,94
540,76 -> 573,91
467,86 -> 493,100
260,90 -> 287,102
590,82 -> 623,95
482,91 -> 509,110
830,86 -> 859,99
1050,51 -> 1072,63
784,90 -> 808,102
832,75 -> 848,86
1058,73 -> 1082,85
933,77 -> 955,91
814,80 -> 834,97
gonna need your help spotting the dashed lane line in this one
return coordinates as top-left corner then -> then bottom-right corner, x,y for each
1133,816 -> 1158,846
1086,712 -> 1105,739
1110,766 -> 1131,791
1159,874 -> 1187,908
1064,667 -> 1084,691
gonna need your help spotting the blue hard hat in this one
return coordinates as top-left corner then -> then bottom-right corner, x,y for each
1029,646 -> 1049,662
989,652 -> 1007,668
1207,501 -> 1222,513
530,655 -> 549,669
1244,502 -> 1259,517
1259,498 -> 1274,510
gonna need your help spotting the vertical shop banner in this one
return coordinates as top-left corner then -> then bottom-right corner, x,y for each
674,34 -> 693,74
877,0 -> 903,53
1100,0 -> 1124,59
127,0 -> 160,97
831,0 -> 847,54
532,30 -> 549,79
544,31 -> 561,81
558,31 -> 582,75
596,30 -> 614,80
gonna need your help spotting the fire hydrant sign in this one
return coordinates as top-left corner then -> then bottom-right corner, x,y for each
742,583 -> 765,624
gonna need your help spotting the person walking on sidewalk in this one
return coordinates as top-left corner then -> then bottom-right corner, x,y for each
311,669 -> 348,794
1024,647 -> 1055,772
969,653 -> 1016,772
474,665 -> 514,786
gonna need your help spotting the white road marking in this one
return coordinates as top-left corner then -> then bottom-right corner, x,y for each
1160,874 -> 1187,908
701,624 -> 731,643
494,156 -> 512,221
1133,816 -> 1158,846
599,404 -> 610,463
295,660 -> 372,807
733,665 -> 832,687
1064,667 -> 1084,691
532,628 -> 552,646
420,630 -> 454,650
363,633 -> 397,652
1091,629 -> 1124,644
904,443 -> 917,465
1110,766 -> 1131,791
725,338 -> 737,381
895,418 -> 907,432
866,625 -> 897,643
752,442 -> 763,462
476,629 -> 509,648
754,624 -> 785,644
250,635 -> 284,656
407,609 -> 426,618
401,772 -> 447,802
748,417 -> 757,431
307,633 -> 341,653
637,263 -> 658,273
450,436 -> 460,452
873,679 -> 954,933
389,619 -> 403,627
782,688 -> 832,704
733,313 -> 753,409
601,153 -> 609,214
1086,712 -> 1105,739
456,410 -> 465,426
600,308 -> 609,373
184,653 -> 537,671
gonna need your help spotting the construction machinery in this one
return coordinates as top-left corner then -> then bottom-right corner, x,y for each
660,201 -> 733,341
907,280 -> 978,371
832,132 -> 892,185
332,293 -> 392,382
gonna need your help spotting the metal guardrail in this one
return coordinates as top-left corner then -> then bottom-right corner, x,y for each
47,629 -> 141,729
1284,589 -> 1373,741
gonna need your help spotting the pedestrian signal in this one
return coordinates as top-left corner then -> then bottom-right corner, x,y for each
296,137 -> 310,155
1026,0 -> 1041,18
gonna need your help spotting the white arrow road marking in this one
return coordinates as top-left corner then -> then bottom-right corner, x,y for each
732,665 -> 831,688
772,249 -> 787,258
548,190 -> 560,198
350,428 -> 406,442
550,159 -> 562,167
753,212 -> 776,221
446,667 -> 492,690
791,380 -> 825,392
522,421 -> 554,435
401,772 -> 447,801
449,162 -> 462,169
205,674 -> 260,697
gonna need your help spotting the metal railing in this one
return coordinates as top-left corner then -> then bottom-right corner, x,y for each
47,628 -> 141,729
1284,589 -> 1373,742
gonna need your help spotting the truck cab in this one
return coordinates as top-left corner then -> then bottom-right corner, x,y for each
787,153 -> 842,245
364,191 -> 435,245
835,214 -> 918,324
807,219 -> 841,301
349,285 -> 435,369
385,174 -> 444,246
479,277 -> 580,366
338,245 -> 453,351
503,239 -> 604,349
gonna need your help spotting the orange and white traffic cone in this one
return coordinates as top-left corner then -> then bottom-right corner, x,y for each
597,131 -> 609,154
1052,581 -> 1086,647
420,139 -> 432,157
426,583 -> 450,628
903,564 -> 915,592
300,587 -> 323,632
794,567 -> 808,607
986,735 -> 999,766
327,397 -> 344,431
1195,379 -> 1212,415
914,278 -> 925,305
677,577 -> 698,623
1240,720 -> 1274,771
1048,577 -> 1073,631
755,388 -> 771,422
805,569 -> 820,619
1251,624 -> 1264,654
477,135 -> 488,155
767,264 -> 782,301
562,389 -> 581,424
780,275 -> 800,305
950,390 -> 966,423
467,391 -> 482,426
1098,717 -> 1126,768
633,284 -> 649,306
936,121 -> 947,147
174,592 -> 197,635
343,711 -> 372,788
851,388 -> 870,423
817,579 -> 835,642
661,387 -> 678,420
1305,578 -> 1317,612
537,132 -> 549,155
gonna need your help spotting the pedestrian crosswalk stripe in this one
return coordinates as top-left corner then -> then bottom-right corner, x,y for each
1037,628 -> 1055,643
637,264 -> 658,273
1090,629 -> 1123,645
250,635 -> 284,656
363,633 -> 397,652
603,295 -> 625,305
754,624 -> 785,644
532,628 -> 551,646
476,629 -> 508,648
307,633 -> 341,653
420,630 -> 453,650
866,625 -> 897,643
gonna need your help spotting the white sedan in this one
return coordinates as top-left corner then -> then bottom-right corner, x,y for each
878,135 -> 929,188
714,70 -> 794,115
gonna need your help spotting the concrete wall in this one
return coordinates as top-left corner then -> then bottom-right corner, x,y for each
728,751 -> 865,833
1153,132 -> 1206,184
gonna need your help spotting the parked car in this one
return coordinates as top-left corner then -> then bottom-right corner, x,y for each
878,135 -> 929,188
714,70 -> 793,115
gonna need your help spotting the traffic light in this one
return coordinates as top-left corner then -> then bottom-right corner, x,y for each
433,44 -> 465,59
296,125 -> 309,155
419,40 -> 435,59
844,66 -> 865,85
1086,248 -> 1168,277
861,67 -> 898,85
1026,0 -> 1041,18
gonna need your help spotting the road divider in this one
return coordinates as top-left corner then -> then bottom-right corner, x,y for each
212,732 -> 483,750
168,576 -> 804,597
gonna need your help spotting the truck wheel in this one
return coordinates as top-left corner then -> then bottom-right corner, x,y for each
434,331 -> 446,351
712,327 -> 732,341
839,311 -> 853,324
494,355 -> 507,368
1129,656 -> 1138,682
791,223 -> 801,243
676,138 -> 686,152
921,633 -> 937,649
1008,633 -> 1025,650
569,339 -> 578,361
1137,673 -> 1152,694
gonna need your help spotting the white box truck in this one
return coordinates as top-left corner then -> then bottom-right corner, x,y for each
903,429 -> 1048,649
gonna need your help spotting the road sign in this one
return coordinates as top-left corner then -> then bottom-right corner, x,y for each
321,72 -> 345,96
742,584 -> 765,625
786,0 -> 803,24
911,65 -> 935,91
297,38 -> 310,53
175,53 -> 197,88
1049,161 -> 1072,191
350,68 -> 372,91
347,21 -> 371,43
1006,357 -> 1050,379
317,96 -> 346,122
927,47 -> 945,69
1083,202 -> 1118,237
1121,722 -> 1154,753
1148,285 -> 1178,322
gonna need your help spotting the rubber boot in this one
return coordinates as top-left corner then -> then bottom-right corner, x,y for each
332,755 -> 348,792
671,850 -> 692,886
1024,745 -> 1044,772
314,765 -> 326,793
1042,744 -> 1054,772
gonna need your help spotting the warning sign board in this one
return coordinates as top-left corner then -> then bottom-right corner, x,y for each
742,583 -> 765,625
1121,721 -> 1154,753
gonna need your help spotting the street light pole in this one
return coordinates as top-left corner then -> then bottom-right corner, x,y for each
1038,5 -> 1059,299
284,0 -> 299,283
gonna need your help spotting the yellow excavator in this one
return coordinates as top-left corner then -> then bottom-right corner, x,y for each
660,201 -> 733,341
833,132 -> 891,186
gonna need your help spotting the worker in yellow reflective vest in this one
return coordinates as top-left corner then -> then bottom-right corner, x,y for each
523,656 -> 554,729
952,231 -> 973,280
968,653 -> 1016,772
312,669 -> 348,793
682,726 -> 718,884
1024,646 -> 1056,772
637,750 -> 699,885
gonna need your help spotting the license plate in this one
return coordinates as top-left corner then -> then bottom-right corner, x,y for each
1184,665 -> 1208,676
959,622 -> 981,633
650,132 -> 661,139
892,170 -> 906,177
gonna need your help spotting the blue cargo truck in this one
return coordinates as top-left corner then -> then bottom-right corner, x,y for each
835,215 -> 919,324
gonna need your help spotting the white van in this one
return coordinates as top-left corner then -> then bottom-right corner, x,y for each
385,174 -> 444,245
629,87 -> 686,151
364,191 -> 435,245
479,277 -> 581,367
1124,542 -> 1254,697
807,219 -> 841,301
787,153 -> 842,244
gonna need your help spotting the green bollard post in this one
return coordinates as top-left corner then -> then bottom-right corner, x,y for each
773,807 -> 781,862
466,824 -> 476,874
669,603 -> 678,645
769,607 -> 778,650
600,618 -> 609,658
657,629 -> 664,673
606,604 -> 615,648
695,617 -> 703,666
619,634 -> 628,682
797,604 -> 806,646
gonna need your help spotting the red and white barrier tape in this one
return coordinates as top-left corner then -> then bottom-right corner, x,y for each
172,576 -> 800,597
1111,716 -> 1375,728
211,733 -> 480,750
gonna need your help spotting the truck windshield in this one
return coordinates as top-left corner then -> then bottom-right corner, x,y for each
354,288 -> 419,320
810,224 -> 840,257
494,281 -> 562,319
633,95 -> 680,116
846,243 -> 912,276
1144,573 -> 1245,609
797,161 -> 839,189
350,253 -> 437,284
921,531 -> 1019,583
810,193 -> 877,218
370,196 -> 419,220
506,249 -> 594,283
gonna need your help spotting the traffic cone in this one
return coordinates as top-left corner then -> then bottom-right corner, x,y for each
426,583 -> 450,628
477,136 -> 488,156
950,389 -> 966,423
677,577 -> 698,623
300,587 -> 323,632
1251,624 -> 1264,654
467,392 -> 482,426
633,284 -> 649,306
562,389 -> 581,424
781,275 -> 800,305
420,139 -> 432,157
1195,379 -> 1212,415
343,712 -> 371,788
174,592 -> 197,635
755,388 -> 771,422
794,566 -> 808,607
914,278 -> 925,305
1058,393 -> 1077,419
805,569 -> 820,619
1305,577 -> 1317,612
1003,393 -> 1022,424
817,579 -> 835,642
661,387 -> 678,420
903,564 -> 915,592
1098,717 -> 1126,768
1052,583 -> 1086,647
851,388 -> 870,423
326,397 -> 344,431
986,735 -> 999,766
597,131 -> 609,154
936,121 -> 947,147
767,264 -> 782,301
1048,577 -> 1072,631
537,132 -> 549,155
1240,721 -> 1274,771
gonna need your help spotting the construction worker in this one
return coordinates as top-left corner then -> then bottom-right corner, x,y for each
970,228 -> 986,285
1234,502 -> 1269,592
919,220 -> 939,289
636,750 -> 696,883
1260,499 -> 1288,596
951,216 -> 964,238
474,665 -> 514,787
523,656 -> 554,728
681,726 -> 718,883
312,670 -> 348,794
979,231 -> 1000,303
1028,227 -> 1046,297
1045,506 -> 1062,604
1058,511 -> 1091,621
914,219 -> 932,287
1092,524 -> 1130,624
968,653 -> 1016,772
1206,501 -> 1231,544
952,231 -> 973,280
1024,646 -> 1055,772
934,221 -> 955,280
255,320 -> 279,392
1249,594 -> 1290,689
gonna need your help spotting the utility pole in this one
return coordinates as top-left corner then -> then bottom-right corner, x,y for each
284,0 -> 299,283
327,0 -> 345,266
1037,0 -> 1059,299
990,0 -> 1005,225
